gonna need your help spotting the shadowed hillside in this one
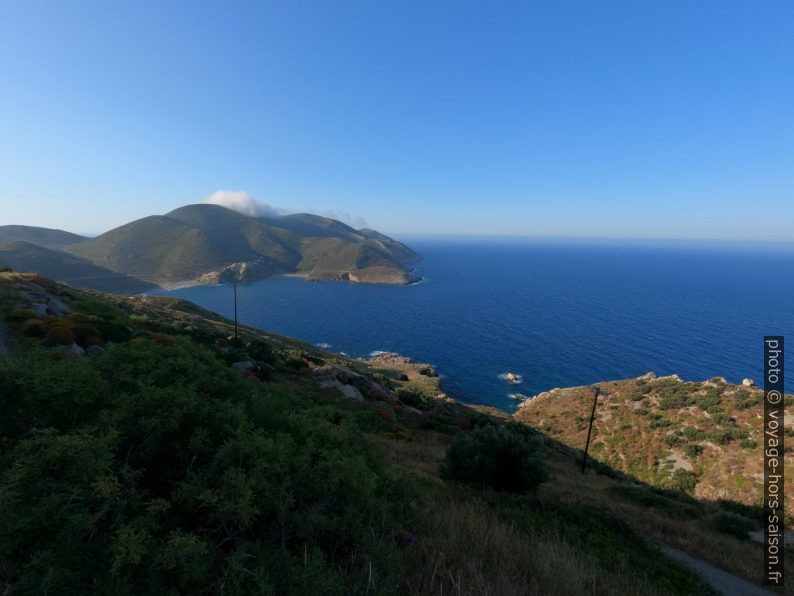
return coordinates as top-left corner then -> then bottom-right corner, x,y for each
0,225 -> 86,250
0,242 -> 156,294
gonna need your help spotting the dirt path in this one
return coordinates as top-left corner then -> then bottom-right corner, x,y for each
661,546 -> 774,596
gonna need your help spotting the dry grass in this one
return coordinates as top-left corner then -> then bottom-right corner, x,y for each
400,496 -> 696,596
541,455 -> 781,589
377,431 -> 716,595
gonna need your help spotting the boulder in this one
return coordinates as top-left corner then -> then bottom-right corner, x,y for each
338,384 -> 364,401
313,365 -> 397,402
86,345 -> 105,357
232,360 -> 255,370
742,378 -> 756,387
66,343 -> 85,358
47,297 -> 69,316
30,303 -> 48,316
418,365 -> 438,377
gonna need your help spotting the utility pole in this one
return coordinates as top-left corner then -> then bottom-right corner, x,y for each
233,281 -> 238,341
581,386 -> 601,474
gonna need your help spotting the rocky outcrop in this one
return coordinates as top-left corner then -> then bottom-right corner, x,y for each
313,365 -> 397,402
347,267 -> 420,285
366,352 -> 438,378
195,260 -> 276,285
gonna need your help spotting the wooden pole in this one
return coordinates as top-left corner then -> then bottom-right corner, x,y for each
582,387 -> 601,474
233,282 -> 238,340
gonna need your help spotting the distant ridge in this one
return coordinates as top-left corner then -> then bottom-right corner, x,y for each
0,241 -> 157,294
0,225 -> 86,250
1,204 -> 421,293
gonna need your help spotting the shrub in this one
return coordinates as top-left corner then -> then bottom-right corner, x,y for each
0,340 -> 410,594
709,428 -> 748,444
395,387 -> 433,411
681,427 -> 705,441
735,397 -> 757,410
441,424 -> 548,494
21,318 -> 44,337
245,339 -> 276,364
669,469 -> 697,495
717,500 -> 763,524
739,439 -> 758,449
9,308 -> 37,321
683,444 -> 703,457
711,413 -> 734,426
628,384 -> 652,401
44,322 -> 75,346
700,511 -> 755,540
93,319 -> 132,343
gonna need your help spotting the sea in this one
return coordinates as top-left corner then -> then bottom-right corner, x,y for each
165,238 -> 794,412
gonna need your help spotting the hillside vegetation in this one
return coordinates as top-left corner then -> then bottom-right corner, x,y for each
0,272 -> 787,594
514,375 -> 793,510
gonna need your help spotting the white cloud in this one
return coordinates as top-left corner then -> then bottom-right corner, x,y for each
321,210 -> 368,229
204,190 -> 369,229
204,190 -> 289,218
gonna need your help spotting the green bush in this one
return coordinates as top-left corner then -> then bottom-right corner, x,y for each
396,387 -> 433,411
683,444 -> 703,457
44,322 -> 75,346
681,427 -> 705,441
709,428 -> 748,444
9,308 -> 37,321
628,383 -> 652,401
440,424 -> 548,494
669,469 -> 697,495
0,340 -> 410,594
245,339 -> 277,364
700,511 -> 755,540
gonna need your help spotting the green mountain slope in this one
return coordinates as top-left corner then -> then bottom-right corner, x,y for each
64,204 -> 420,287
67,214 -> 251,283
0,225 -> 86,250
0,272 -> 784,594
0,241 -> 156,294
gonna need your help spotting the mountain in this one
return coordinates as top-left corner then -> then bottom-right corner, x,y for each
0,205 -> 420,293
513,373 -> 792,508
0,241 -> 157,294
63,204 -> 420,288
0,272 -> 781,593
0,225 -> 86,249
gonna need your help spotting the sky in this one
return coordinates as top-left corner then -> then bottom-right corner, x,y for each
0,1 -> 792,240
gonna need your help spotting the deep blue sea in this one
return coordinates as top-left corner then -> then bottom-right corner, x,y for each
166,239 -> 794,411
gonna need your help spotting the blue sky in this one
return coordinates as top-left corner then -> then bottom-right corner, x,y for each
1,1 -> 792,239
